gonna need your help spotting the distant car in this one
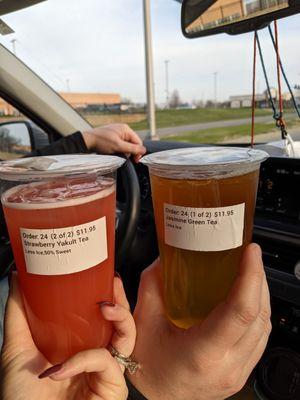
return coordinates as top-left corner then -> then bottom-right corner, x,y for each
175,103 -> 196,109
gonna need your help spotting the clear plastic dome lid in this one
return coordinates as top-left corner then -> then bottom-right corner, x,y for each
0,154 -> 126,181
141,147 -> 268,179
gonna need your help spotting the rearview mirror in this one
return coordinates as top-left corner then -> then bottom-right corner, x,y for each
182,0 -> 300,38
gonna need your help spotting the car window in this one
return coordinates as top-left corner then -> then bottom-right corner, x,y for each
0,0 -> 148,133
0,1 -> 299,145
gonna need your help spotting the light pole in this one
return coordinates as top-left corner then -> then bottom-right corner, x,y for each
66,78 -> 71,92
143,0 -> 158,140
213,71 -> 218,107
165,60 -> 170,108
10,38 -> 17,55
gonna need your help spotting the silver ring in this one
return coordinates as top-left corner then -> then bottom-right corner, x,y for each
108,345 -> 140,375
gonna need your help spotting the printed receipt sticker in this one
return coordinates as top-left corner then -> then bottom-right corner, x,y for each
21,217 -> 107,275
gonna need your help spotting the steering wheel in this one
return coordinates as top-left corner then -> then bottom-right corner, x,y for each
115,159 -> 140,270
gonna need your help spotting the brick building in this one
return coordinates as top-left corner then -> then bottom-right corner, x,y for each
0,92 -> 121,116
60,92 -> 121,112
0,97 -> 17,116
187,0 -> 288,33
229,88 -> 296,108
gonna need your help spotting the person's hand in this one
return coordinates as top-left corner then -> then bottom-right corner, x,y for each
129,243 -> 271,400
0,274 -> 136,400
82,124 -> 146,162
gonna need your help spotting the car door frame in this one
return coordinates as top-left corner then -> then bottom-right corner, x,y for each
0,43 -> 91,140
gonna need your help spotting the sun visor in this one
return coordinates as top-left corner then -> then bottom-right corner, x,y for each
0,0 -> 46,17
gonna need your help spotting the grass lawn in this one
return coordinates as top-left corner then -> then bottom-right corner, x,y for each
0,151 -> 23,160
161,122 -> 278,143
130,108 -> 272,131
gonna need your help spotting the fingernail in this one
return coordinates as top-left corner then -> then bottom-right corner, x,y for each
252,243 -> 262,256
38,364 -> 63,379
98,301 -> 115,308
114,271 -> 122,279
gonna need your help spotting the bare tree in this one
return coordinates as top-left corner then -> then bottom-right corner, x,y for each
0,127 -> 21,152
192,99 -> 204,108
169,90 -> 182,109
121,97 -> 132,105
205,100 -> 215,108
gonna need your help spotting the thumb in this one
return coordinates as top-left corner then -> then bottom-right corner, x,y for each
100,277 -> 136,358
118,140 -> 146,157
134,259 -> 165,323
188,244 -> 264,355
39,349 -> 127,398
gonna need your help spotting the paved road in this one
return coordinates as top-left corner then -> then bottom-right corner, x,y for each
221,126 -> 300,144
138,113 -> 296,139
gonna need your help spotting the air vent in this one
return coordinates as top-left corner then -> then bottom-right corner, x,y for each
253,233 -> 300,276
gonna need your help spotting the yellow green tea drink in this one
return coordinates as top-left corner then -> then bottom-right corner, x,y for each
142,147 -> 268,329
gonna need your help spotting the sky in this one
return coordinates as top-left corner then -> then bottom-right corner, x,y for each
1,0 -> 299,104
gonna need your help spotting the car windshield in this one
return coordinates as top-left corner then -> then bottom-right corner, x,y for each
0,0 -> 299,145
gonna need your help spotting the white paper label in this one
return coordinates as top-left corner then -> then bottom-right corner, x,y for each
164,203 -> 245,252
21,217 -> 107,275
